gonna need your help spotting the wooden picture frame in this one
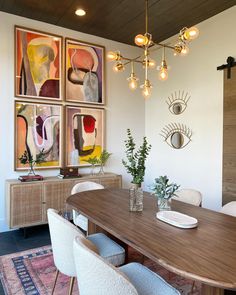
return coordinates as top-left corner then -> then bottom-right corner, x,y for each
15,101 -> 63,170
65,38 -> 105,105
65,106 -> 105,167
15,26 -> 62,101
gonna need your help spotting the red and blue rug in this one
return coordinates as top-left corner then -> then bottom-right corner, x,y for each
0,245 -> 201,294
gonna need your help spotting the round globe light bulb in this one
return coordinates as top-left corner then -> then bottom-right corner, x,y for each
186,26 -> 199,40
159,68 -> 168,81
113,62 -> 124,72
180,45 -> 189,56
142,85 -> 151,99
134,34 -> 148,46
107,51 -> 118,61
148,59 -> 156,68
128,78 -> 138,90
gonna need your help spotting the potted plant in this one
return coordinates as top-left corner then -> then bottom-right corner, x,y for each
122,129 -> 151,211
19,149 -> 45,176
150,175 -> 180,210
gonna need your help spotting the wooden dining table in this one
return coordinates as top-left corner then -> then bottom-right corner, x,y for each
67,188 -> 236,295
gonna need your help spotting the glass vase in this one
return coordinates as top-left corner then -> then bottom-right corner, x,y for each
129,183 -> 143,212
157,197 -> 171,211
90,164 -> 96,176
98,164 -> 105,175
28,164 -> 36,176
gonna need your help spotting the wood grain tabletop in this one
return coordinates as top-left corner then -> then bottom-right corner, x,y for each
67,188 -> 236,290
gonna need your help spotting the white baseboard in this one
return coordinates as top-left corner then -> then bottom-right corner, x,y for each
0,218 -> 10,232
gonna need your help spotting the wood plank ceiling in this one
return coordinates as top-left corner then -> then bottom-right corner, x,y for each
0,0 -> 235,44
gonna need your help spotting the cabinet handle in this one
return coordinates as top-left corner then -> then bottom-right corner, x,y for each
42,202 -> 46,204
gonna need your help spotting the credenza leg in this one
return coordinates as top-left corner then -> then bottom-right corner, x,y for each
201,284 -> 224,295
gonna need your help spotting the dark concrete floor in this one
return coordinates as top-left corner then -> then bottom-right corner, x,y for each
0,225 -> 51,295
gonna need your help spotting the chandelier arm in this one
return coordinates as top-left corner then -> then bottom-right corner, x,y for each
153,42 -> 175,50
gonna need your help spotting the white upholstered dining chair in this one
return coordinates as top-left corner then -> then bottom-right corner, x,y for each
47,208 -> 125,295
171,189 -> 202,207
71,181 -> 104,232
73,235 -> 181,295
221,201 -> 236,217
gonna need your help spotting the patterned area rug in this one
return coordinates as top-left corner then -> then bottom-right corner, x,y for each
0,245 -> 201,294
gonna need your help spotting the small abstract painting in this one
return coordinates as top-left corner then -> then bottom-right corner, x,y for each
65,38 -> 105,104
15,102 -> 62,170
66,106 -> 104,166
15,26 -> 62,100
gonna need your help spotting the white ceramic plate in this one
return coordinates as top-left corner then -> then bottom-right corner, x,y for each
156,211 -> 198,229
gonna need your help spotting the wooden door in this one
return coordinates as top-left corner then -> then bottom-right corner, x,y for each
11,183 -> 43,227
223,66 -> 236,205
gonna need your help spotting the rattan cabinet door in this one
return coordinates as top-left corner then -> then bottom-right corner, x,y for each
43,180 -> 75,221
100,176 -> 122,188
11,183 -> 43,228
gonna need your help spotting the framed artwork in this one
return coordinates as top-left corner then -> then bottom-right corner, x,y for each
15,26 -> 62,100
15,101 -> 62,170
66,106 -> 105,167
65,38 -> 105,105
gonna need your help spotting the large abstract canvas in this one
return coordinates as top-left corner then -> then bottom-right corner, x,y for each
15,102 -> 62,170
15,26 -> 62,100
66,106 -> 104,167
65,38 -> 105,104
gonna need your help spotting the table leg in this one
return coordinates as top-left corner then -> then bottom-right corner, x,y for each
201,284 -> 224,295
87,220 -> 108,235
88,220 -> 97,235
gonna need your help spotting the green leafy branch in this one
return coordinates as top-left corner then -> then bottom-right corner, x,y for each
87,150 -> 112,166
19,149 -> 45,168
122,129 -> 151,185
150,175 -> 180,199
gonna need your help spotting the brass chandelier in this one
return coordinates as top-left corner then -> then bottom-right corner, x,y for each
107,0 -> 199,98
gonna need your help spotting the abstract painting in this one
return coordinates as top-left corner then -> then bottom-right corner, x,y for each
65,38 -> 105,104
15,102 -> 62,170
15,26 -> 62,100
66,106 -> 104,166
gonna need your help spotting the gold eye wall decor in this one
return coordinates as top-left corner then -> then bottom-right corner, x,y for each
166,91 -> 190,115
160,123 -> 192,149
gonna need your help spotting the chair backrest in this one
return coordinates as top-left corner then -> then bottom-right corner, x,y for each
221,201 -> 236,217
71,181 -> 104,195
47,208 -> 97,277
172,189 -> 202,206
73,235 -> 138,295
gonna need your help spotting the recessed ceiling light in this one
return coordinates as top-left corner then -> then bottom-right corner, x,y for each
75,8 -> 86,16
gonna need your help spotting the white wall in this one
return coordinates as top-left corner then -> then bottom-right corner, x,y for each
0,12 -> 145,231
1,6 -> 235,231
144,6 -> 236,211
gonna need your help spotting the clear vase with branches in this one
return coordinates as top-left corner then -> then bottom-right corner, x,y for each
19,149 -> 45,176
122,129 -> 151,211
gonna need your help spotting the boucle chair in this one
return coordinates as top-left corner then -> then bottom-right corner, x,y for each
73,235 -> 181,295
221,201 -> 236,217
172,189 -> 202,207
71,181 -> 104,232
47,208 -> 125,295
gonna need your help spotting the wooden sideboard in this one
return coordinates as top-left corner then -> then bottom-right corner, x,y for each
5,173 -> 122,229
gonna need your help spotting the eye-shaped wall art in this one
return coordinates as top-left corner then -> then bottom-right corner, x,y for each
160,123 -> 192,149
166,91 -> 190,115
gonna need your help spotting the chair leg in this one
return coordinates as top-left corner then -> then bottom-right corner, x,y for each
189,281 -> 196,294
51,269 -> 59,294
68,277 -> 75,295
